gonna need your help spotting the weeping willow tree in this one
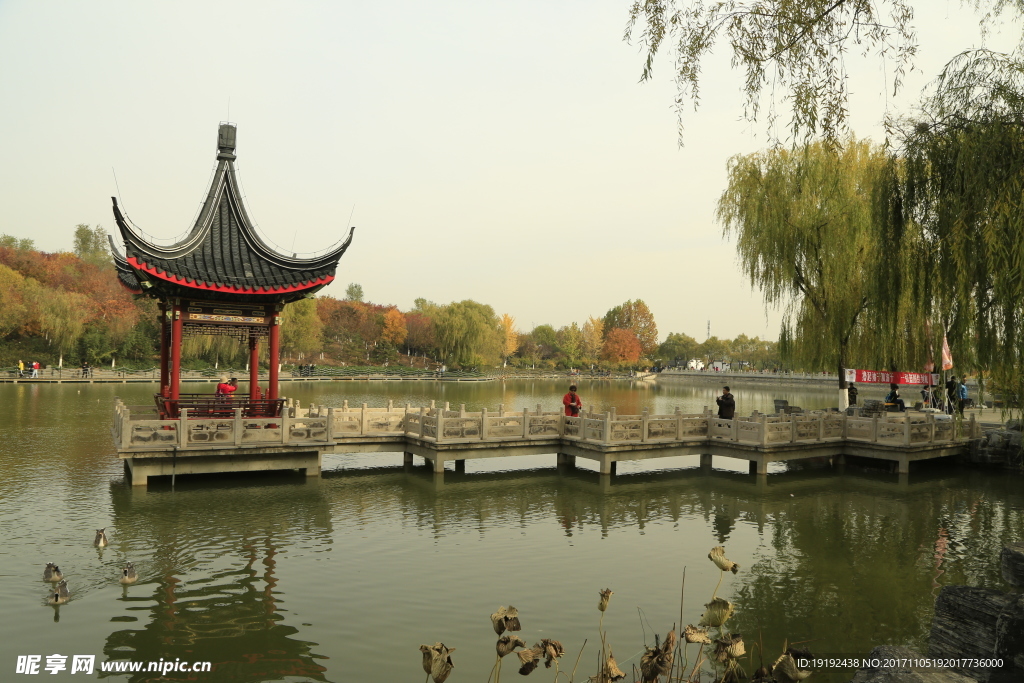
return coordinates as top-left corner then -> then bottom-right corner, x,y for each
718,138 -> 898,387
881,49 -> 1024,407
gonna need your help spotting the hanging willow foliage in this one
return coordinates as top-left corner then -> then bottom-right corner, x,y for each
883,48 -> 1024,406
718,138 -> 898,385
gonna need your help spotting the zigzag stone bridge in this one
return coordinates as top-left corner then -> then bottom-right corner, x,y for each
111,399 -> 979,486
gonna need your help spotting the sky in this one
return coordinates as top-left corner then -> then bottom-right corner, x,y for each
0,1 -> 1020,343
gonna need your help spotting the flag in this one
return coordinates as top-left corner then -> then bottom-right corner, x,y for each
941,335 -> 954,370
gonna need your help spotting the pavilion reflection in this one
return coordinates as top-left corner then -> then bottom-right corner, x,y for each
105,480 -> 334,682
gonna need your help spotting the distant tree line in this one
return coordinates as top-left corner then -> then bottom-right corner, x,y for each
0,228 -> 782,371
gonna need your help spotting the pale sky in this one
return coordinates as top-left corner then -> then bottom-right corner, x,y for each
0,1 -> 1019,342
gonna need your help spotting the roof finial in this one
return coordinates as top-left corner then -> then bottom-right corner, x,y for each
217,123 -> 236,160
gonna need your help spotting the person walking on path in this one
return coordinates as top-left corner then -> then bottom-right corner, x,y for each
562,384 -> 582,417
958,377 -> 968,417
716,386 -> 735,420
847,382 -> 858,406
17,360 -> 24,377
945,375 -> 958,414
30,361 -> 39,378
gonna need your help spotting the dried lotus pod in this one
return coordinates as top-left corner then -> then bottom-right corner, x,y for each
504,605 -> 521,631
698,597 -> 734,628
603,649 -> 626,681
430,643 -> 455,683
714,633 -> 745,662
539,638 -> 564,668
772,651 -> 813,682
491,607 -> 508,635
708,546 -> 739,574
496,634 -> 525,658
517,646 -> 542,675
419,644 -> 434,675
683,624 -> 712,644
639,629 -> 677,681
598,588 -> 613,612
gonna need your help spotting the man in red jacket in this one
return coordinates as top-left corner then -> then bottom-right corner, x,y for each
563,385 -> 582,416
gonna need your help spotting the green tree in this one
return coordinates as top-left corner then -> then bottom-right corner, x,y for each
281,298 -> 324,361
718,138 -> 886,386
433,300 -> 501,367
0,234 -> 34,251
345,282 -> 364,302
73,224 -> 112,268
658,332 -> 699,365
556,323 -> 584,366
881,49 -> 1024,402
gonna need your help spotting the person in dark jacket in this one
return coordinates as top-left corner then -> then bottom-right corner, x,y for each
716,386 -> 735,419
847,382 -> 858,406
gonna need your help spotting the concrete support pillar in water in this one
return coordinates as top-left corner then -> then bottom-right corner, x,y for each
700,453 -> 712,471
599,457 -> 616,475
454,459 -> 465,472
897,456 -> 910,475
557,453 -> 576,467
432,455 -> 446,473
748,458 -> 767,475
403,452 -> 414,466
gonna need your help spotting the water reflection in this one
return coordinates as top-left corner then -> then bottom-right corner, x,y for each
1,382 -> 1021,683
102,483 -> 333,681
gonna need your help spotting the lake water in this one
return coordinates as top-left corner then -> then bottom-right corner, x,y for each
1,379 -> 1021,683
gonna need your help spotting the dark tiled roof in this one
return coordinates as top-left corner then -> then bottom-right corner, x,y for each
110,124 -> 352,303
108,235 -> 142,294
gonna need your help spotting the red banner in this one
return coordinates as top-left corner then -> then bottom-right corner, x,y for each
844,369 -> 940,385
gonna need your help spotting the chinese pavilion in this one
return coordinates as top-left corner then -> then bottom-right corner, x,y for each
109,123 -> 353,418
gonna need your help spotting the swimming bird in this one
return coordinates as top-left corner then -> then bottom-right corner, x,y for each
94,529 -> 108,547
47,579 -> 70,605
43,563 -> 63,582
119,562 -> 137,585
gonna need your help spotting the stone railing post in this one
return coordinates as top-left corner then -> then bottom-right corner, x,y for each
928,413 -> 936,442
481,407 -> 488,440
326,407 -> 335,443
904,417 -> 912,446
872,414 -> 880,443
761,414 -> 768,447
437,409 -> 446,443
360,403 -> 368,436
603,411 -> 612,443
179,408 -> 189,448
818,413 -> 825,441
523,408 -> 530,439
234,407 -> 244,446
419,406 -> 426,439
120,406 -> 132,450
675,407 -> 682,441
460,403 -> 466,418
790,416 -> 797,443
641,408 -> 649,443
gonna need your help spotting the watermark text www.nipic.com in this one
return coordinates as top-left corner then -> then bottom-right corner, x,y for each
15,655 -> 213,675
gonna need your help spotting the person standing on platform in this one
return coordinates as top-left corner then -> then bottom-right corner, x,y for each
945,375 -> 958,414
847,382 -> 858,406
216,375 -> 238,397
562,384 -> 582,417
717,386 -> 735,419
958,377 -> 968,417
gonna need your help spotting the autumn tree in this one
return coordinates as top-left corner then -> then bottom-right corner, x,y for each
601,328 -> 643,364
405,311 -> 436,356
499,313 -> 519,366
718,138 -> 886,387
602,300 -> 658,355
380,308 -> 408,346
581,316 -> 604,363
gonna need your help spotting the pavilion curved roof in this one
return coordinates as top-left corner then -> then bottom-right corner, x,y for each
110,124 -> 353,303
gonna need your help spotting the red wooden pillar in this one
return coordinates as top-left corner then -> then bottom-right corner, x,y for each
268,317 -> 280,401
249,335 -> 260,400
170,302 -> 183,401
159,306 -> 169,397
